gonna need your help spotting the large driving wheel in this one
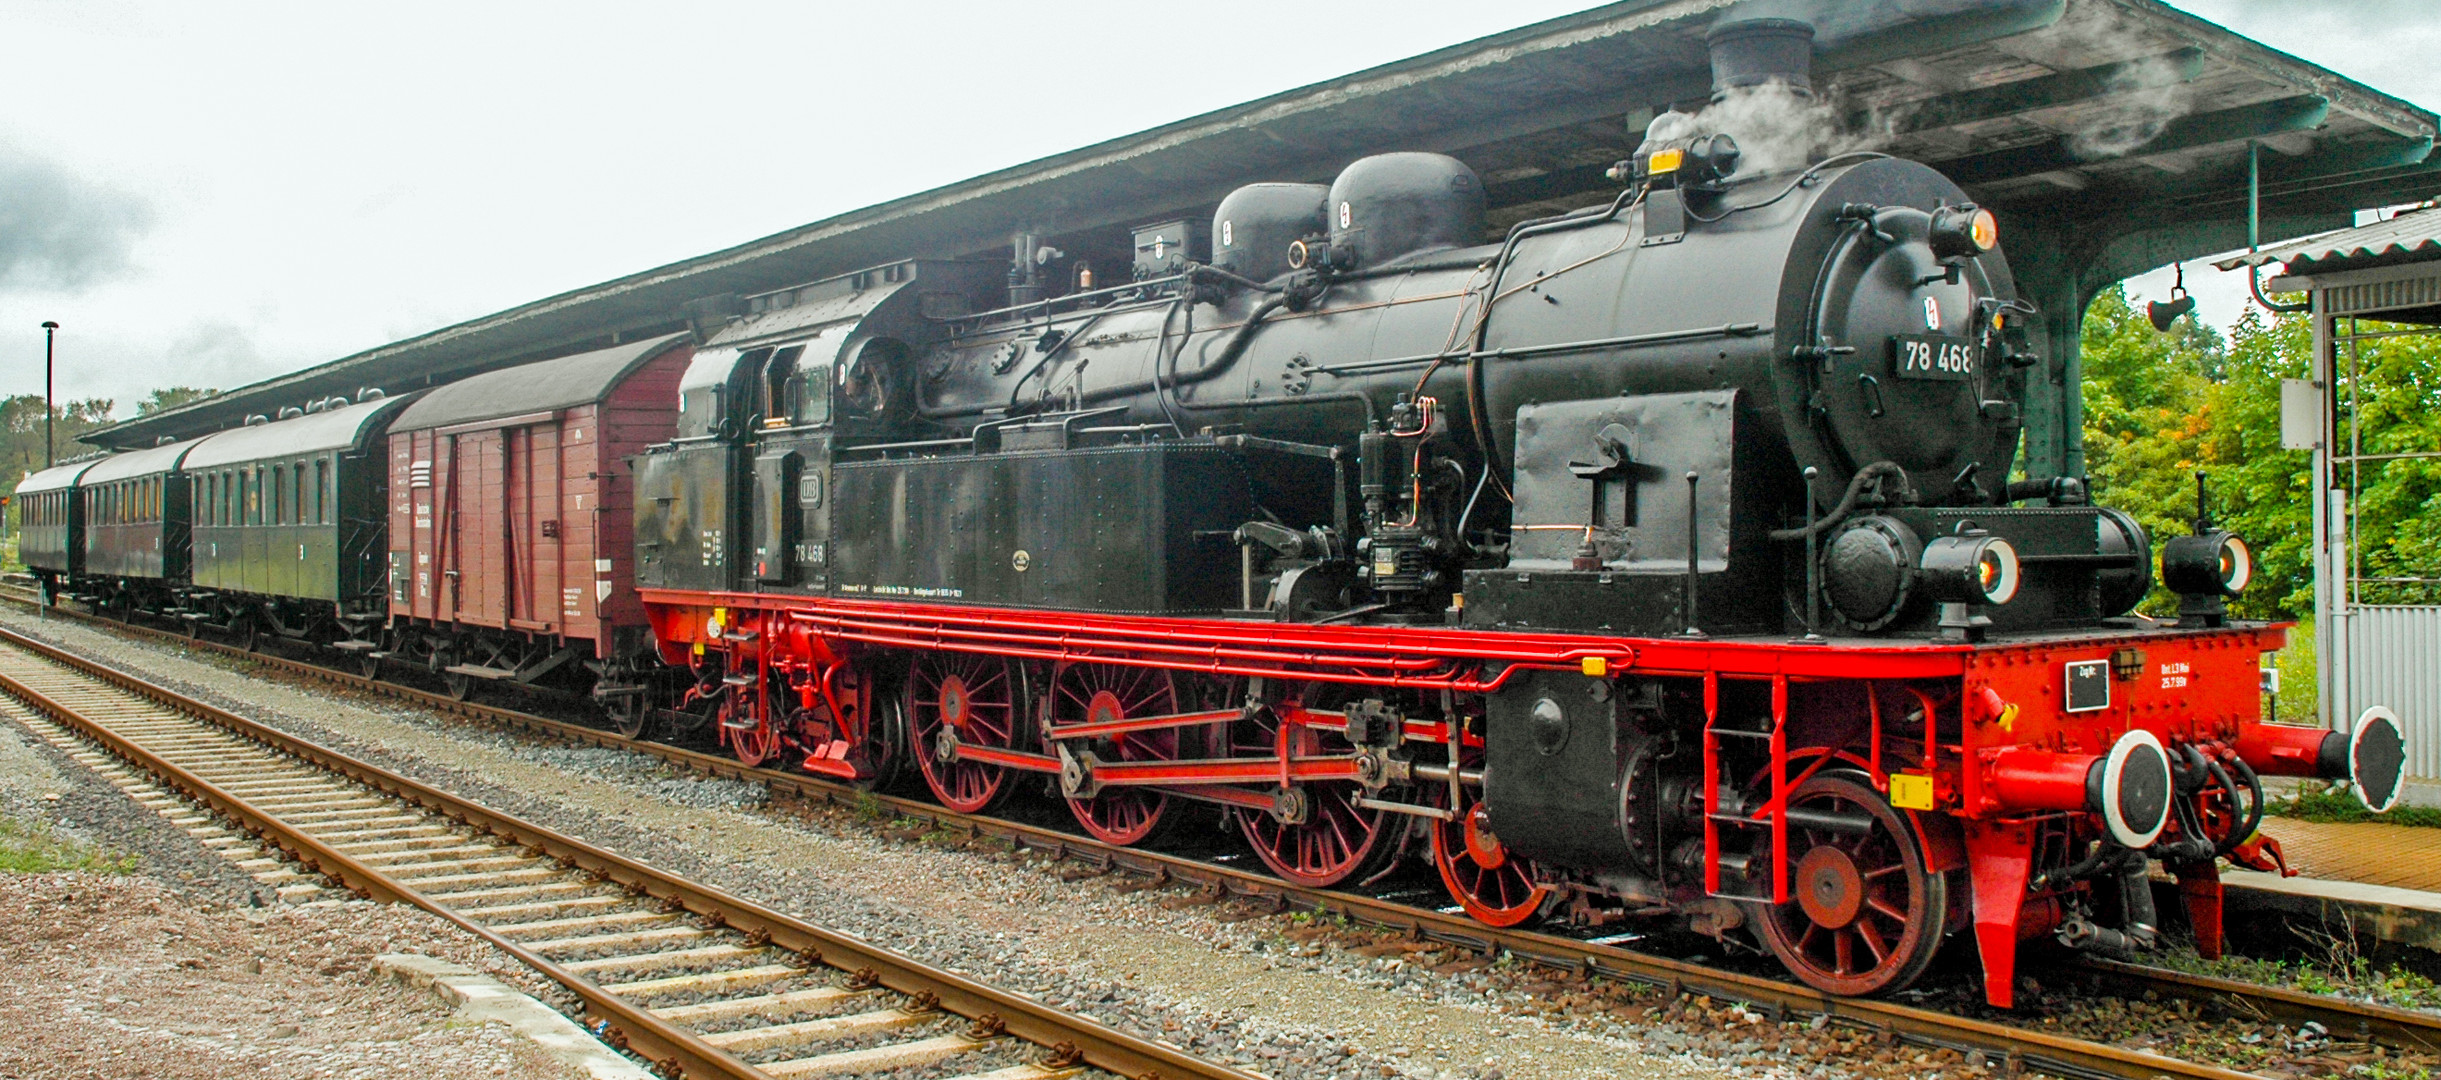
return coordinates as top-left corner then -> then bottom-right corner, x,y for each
1234,684 -> 1398,887
905,652 -> 1023,814
1047,663 -> 1183,846
1753,772 -> 1948,998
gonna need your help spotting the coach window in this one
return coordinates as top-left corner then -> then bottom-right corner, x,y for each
291,462 -> 303,525
315,460 -> 328,524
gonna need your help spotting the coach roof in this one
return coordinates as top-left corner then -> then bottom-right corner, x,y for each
389,333 -> 689,434
16,459 -> 103,496
183,396 -> 417,471
80,439 -> 204,484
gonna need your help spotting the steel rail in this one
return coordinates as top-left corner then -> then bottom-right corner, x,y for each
9,589 -> 2434,1075
0,619 -> 1253,1080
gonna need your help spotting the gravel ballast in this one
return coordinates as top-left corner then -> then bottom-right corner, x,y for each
0,606 -> 1920,1080
0,870 -> 588,1080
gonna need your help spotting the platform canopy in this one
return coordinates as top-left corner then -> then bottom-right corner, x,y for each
94,0 -> 2441,481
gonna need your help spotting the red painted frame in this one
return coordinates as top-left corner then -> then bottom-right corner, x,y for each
645,588 -> 2296,1009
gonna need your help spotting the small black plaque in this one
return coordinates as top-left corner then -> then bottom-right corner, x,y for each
2065,659 -> 2112,713
1891,334 -> 1979,381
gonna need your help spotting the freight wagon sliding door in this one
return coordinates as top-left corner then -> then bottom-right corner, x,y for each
448,431 -> 509,628
504,422 -> 566,635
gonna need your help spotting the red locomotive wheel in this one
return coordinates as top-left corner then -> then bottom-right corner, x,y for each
1432,800 -> 1551,927
905,653 -> 1022,814
1753,773 -> 1947,998
727,710 -> 784,768
1429,739 -> 1550,927
1233,686 -> 1395,887
1047,663 -> 1180,847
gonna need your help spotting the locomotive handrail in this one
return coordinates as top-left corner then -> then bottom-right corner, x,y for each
1312,321 -> 1770,377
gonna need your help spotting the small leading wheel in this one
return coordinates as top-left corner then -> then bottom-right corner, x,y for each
725,695 -> 785,768
351,651 -> 382,680
1234,684 -> 1398,887
441,669 -> 475,702
1432,795 -> 1552,927
905,652 -> 1023,814
1753,772 -> 1948,998
236,619 -> 264,655
1046,663 -> 1182,847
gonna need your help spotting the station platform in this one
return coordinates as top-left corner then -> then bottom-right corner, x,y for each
2219,815 -> 2441,956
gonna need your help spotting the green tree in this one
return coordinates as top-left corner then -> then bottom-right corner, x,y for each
135,386 -> 216,415
2078,287 -> 2316,619
2077,283 -> 2441,618
0,394 -> 116,489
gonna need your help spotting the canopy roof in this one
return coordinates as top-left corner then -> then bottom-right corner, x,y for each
91,0 -> 2441,451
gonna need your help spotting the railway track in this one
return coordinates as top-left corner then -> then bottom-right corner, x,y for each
0,618 -> 1245,1080
9,587 -> 2437,1080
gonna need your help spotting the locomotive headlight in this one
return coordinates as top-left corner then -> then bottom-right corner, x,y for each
1919,534 -> 2021,606
1929,204 -> 1998,260
2162,531 -> 2252,597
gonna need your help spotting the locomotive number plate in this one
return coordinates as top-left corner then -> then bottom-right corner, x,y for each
1891,334 -> 1979,381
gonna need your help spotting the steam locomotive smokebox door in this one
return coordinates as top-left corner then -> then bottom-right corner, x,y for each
1466,390 -> 1778,635
831,443 -> 1257,613
752,449 -> 801,584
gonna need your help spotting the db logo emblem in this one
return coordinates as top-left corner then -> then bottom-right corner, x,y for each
1923,296 -> 1942,331
1012,549 -> 1032,572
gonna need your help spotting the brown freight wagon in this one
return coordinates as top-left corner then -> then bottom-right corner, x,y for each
381,333 -> 693,702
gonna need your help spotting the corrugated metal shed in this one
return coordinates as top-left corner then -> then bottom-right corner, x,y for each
2216,206 -> 2441,273
88,0 -> 2441,455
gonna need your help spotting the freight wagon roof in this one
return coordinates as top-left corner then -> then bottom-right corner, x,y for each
81,438 -> 204,484
389,333 -> 689,434
182,396 -> 417,470
16,459 -> 102,496
89,0 -> 2441,450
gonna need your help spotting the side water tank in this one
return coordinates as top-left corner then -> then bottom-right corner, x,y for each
1212,183 -> 1328,284
1326,152 -> 1485,271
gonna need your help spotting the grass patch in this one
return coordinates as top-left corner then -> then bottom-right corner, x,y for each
2157,924 -> 2441,1011
0,814 -> 137,874
2268,780 -> 2441,829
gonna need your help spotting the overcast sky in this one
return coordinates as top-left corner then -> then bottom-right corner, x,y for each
1,1 -> 2434,414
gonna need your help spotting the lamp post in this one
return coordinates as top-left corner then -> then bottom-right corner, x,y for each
39,321 -> 58,469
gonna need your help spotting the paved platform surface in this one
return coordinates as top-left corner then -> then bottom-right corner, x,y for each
2221,816 -> 2441,953
2259,817 -> 2441,891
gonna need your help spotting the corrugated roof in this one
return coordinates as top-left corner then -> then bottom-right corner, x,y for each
390,333 -> 688,433
184,396 -> 416,470
2215,207 -> 2441,273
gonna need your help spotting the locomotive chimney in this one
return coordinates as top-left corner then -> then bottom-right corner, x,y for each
1706,17 -> 1815,100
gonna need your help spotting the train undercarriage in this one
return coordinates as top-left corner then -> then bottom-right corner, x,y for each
636,590 -> 2394,1008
